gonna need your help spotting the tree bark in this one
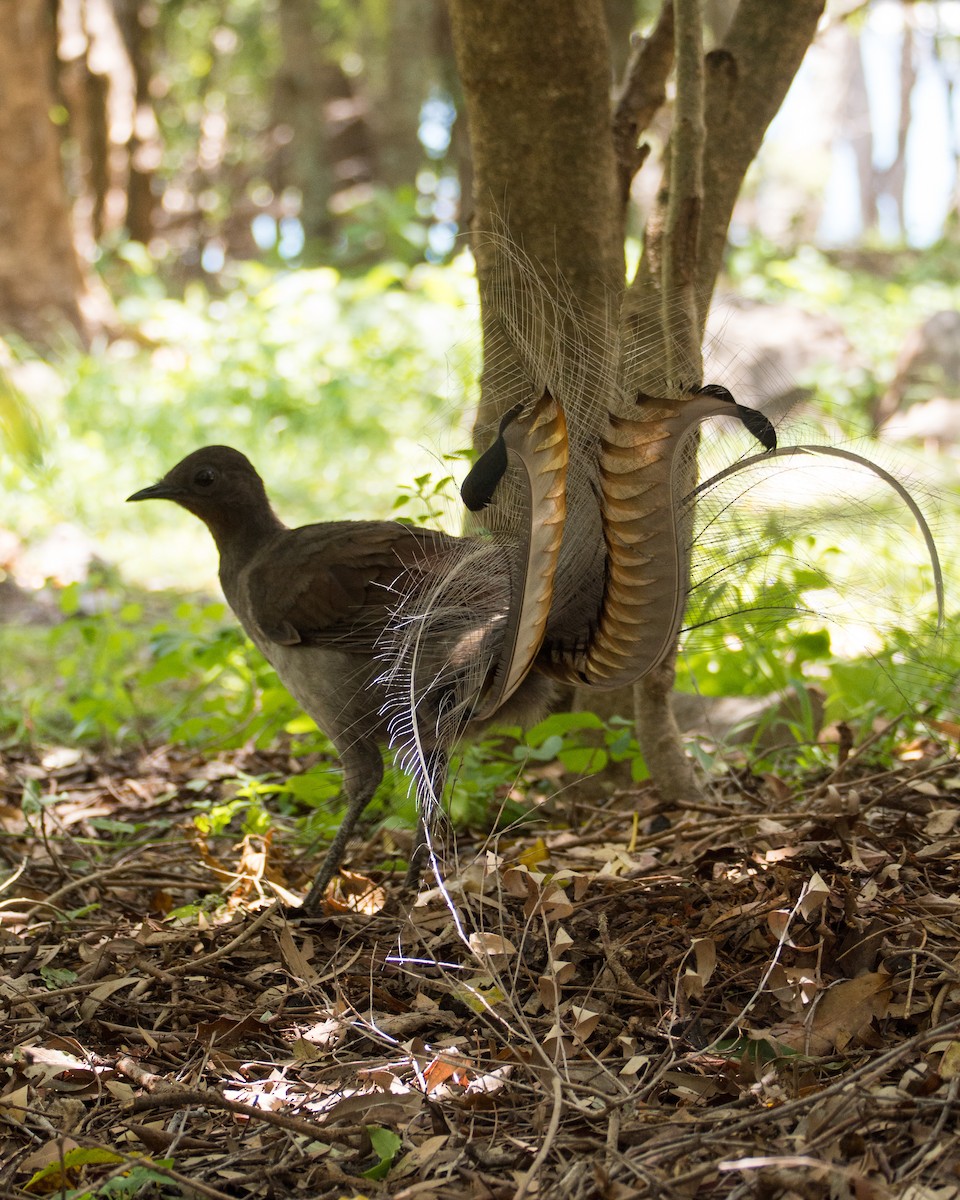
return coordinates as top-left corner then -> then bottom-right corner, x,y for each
613,2 -> 674,219
629,0 -> 824,803
448,0 -> 824,805
376,0 -> 435,190
696,0 -> 826,325
0,0 -> 90,346
446,0 -> 622,295
274,0 -> 338,247
112,0 -> 160,244
447,0 -> 623,438
274,0 -> 377,255
632,0 -> 706,805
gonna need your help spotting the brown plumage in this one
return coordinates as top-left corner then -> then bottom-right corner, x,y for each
128,445 -> 553,913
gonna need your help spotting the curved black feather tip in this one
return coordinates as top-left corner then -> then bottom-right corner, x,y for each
735,404 -> 777,451
460,402 -> 525,510
696,383 -> 777,452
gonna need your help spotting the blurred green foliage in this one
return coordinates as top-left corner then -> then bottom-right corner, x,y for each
728,237 -> 960,425
1,255 -> 479,584
2,247 -> 958,847
0,361 -> 44,467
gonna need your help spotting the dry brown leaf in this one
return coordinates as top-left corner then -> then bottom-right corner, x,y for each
682,937 -> 717,998
799,872 -> 831,918
937,1040 -> 960,1081
568,1004 -> 601,1043
468,931 -> 516,960
323,869 -> 386,914
923,808 -> 959,836
194,1014 -> 266,1048
538,975 -> 560,1009
277,924 -> 318,984
422,1052 -> 471,1093
776,971 -> 892,1055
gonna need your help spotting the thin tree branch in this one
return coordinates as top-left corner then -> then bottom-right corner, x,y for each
661,0 -> 705,383
612,1 -> 675,209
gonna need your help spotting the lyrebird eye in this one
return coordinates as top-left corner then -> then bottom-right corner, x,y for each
194,468 -> 216,487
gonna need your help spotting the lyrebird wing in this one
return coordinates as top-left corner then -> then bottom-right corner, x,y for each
242,521 -> 457,652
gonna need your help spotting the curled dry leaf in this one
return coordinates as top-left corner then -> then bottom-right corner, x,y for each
682,937 -> 717,999
322,869 -> 386,915
568,1005 -> 601,1043
798,872 -> 831,919
468,931 -> 517,960
937,1041 -> 960,1082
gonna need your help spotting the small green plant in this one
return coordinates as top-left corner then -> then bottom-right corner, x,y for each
515,710 -> 649,781
391,467 -> 461,526
439,710 -> 650,834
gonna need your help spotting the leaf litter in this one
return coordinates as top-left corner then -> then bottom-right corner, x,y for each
1,731 -> 960,1200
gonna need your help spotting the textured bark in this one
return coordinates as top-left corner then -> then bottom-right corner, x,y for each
633,0 -> 706,805
613,2 -> 674,213
629,0 -> 823,803
661,0 -> 704,380
0,0 -> 89,346
448,0 -> 623,440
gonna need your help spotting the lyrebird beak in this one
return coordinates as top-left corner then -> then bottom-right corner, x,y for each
126,480 -> 182,503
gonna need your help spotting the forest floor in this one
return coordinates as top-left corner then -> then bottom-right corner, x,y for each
2,732 -> 960,1200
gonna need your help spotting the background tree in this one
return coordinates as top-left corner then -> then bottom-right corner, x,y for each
0,0 -> 92,345
448,0 -> 826,800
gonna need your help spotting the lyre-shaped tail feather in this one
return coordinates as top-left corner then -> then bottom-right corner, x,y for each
462,389 -> 568,718
691,442 -> 945,628
541,386 -> 777,688
378,391 -> 567,817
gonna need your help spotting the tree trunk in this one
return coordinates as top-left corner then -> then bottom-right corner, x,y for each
630,0 -> 707,804
376,0 -> 434,190
112,0 -> 160,244
447,0 -> 623,438
696,0 -> 826,321
274,0 -> 338,248
448,0 -> 825,805
274,0 -> 377,256
629,0 -> 825,802
0,0 -> 90,346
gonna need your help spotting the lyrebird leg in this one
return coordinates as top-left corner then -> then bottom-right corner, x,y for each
300,739 -> 384,914
404,747 -> 448,890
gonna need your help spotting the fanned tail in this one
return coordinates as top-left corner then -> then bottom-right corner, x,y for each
378,389 -> 568,825
378,234 -> 951,858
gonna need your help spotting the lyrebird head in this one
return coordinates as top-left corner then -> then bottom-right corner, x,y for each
127,445 -> 283,544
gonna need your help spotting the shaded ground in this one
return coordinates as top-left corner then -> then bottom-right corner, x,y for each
2,734 -> 959,1200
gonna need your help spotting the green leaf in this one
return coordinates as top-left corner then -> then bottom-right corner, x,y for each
24,1145 -> 125,1192
41,966 -> 79,988
525,711 -> 604,746
519,734 -> 564,762
362,1126 -> 402,1180
559,747 -> 607,774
